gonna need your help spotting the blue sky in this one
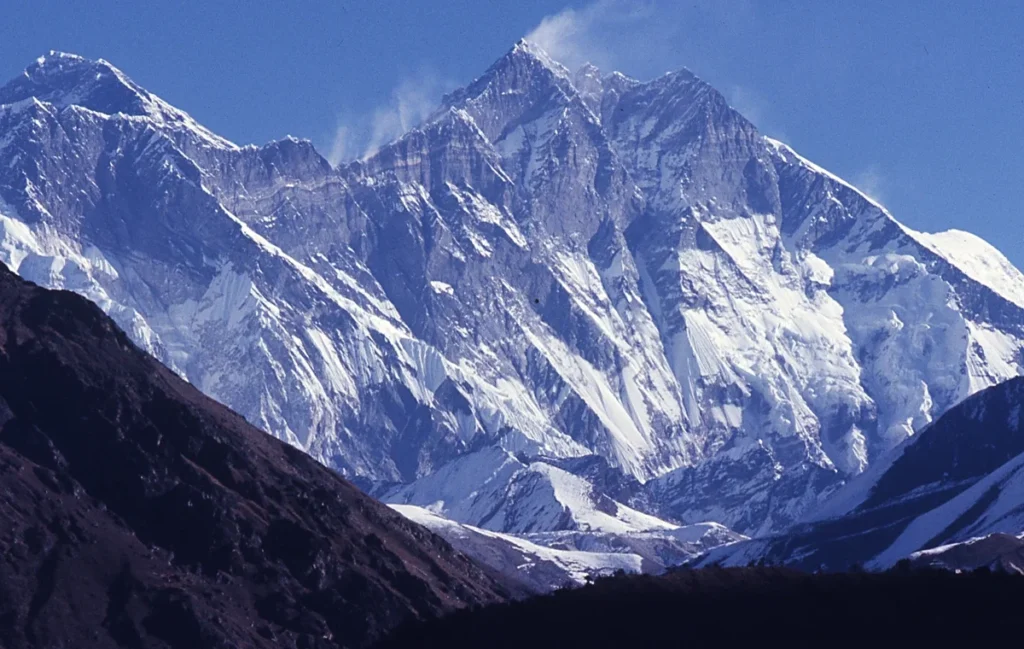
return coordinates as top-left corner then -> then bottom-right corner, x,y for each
1,1 -> 1022,265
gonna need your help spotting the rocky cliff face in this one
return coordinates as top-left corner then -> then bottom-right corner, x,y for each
1,43 -> 1023,537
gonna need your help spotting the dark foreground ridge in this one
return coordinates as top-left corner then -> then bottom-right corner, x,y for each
0,263 -> 510,649
374,566 -> 1024,648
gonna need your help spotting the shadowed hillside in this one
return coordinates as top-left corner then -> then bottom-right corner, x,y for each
0,263 -> 510,649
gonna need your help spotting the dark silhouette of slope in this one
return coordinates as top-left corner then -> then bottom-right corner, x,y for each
374,566 -> 1024,648
0,263 -> 510,649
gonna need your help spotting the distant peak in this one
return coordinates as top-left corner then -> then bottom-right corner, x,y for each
439,38 -> 575,122
464,38 -> 575,91
606,70 -> 637,83
29,50 -> 130,83
656,66 -> 699,85
279,134 -> 314,146
504,38 -> 570,78
258,135 -> 332,174
511,38 -> 539,54
36,50 -> 88,65
262,134 -> 321,156
1,52 -> 238,150
3,51 -> 149,117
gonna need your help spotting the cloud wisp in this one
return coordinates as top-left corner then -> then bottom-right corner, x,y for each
852,165 -> 888,205
524,0 -> 754,76
724,84 -> 790,142
326,72 -> 456,166
524,0 -> 659,73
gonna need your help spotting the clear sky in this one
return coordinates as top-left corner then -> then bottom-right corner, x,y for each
1,1 -> 1022,266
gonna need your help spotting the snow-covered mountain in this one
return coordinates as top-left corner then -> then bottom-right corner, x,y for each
694,377 -> 1024,569
391,504 -> 642,592
2,42 -> 1023,547
382,446 -> 674,535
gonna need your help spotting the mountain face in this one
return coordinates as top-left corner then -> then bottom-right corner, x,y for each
694,377 -> 1024,570
1,44 -> 1023,540
0,264 -> 508,649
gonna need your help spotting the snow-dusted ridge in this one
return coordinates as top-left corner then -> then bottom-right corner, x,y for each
764,136 -> 890,213
390,504 -> 646,590
383,447 -> 678,535
693,377 -> 1024,570
391,503 -> 744,591
767,135 -> 1024,312
1,41 -> 1023,582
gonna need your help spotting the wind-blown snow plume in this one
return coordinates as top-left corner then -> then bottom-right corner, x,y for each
362,73 -> 454,158
525,0 -> 657,72
724,84 -> 789,142
525,0 -> 753,72
326,123 -> 351,167
852,165 -> 888,205
325,71 -> 455,165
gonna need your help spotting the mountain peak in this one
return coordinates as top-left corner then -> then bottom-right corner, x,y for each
2,51 -> 149,117
498,38 -> 572,81
510,39 -> 560,63
436,39 -> 579,142
1,52 -> 238,150
35,50 -> 88,65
